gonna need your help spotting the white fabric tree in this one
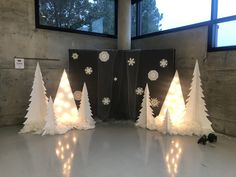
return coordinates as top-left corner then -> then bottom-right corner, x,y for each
76,83 -> 95,130
163,109 -> 172,134
184,60 -> 214,135
136,84 -> 155,130
54,70 -> 80,130
20,62 -> 48,133
42,97 -> 57,135
155,71 -> 186,134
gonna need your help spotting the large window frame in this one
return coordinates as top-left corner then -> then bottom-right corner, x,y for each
132,0 -> 236,52
35,0 -> 118,38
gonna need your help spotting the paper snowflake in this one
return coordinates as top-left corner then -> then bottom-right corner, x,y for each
127,58 -> 135,66
148,70 -> 159,81
135,87 -> 144,95
74,91 -> 82,101
99,51 -> 110,62
85,67 -> 93,75
72,53 -> 79,60
102,97 -> 111,105
150,98 -> 160,107
114,77 -> 118,81
160,59 -> 168,68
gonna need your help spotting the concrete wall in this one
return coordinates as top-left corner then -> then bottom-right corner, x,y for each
132,26 -> 236,136
0,0 -> 116,126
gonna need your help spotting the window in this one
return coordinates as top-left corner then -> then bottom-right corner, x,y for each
132,0 -> 211,36
35,0 -> 117,37
209,0 -> 236,50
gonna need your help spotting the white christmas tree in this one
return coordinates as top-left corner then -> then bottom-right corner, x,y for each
155,71 -> 186,134
136,84 -> 155,130
76,83 -> 95,130
163,109 -> 172,134
20,62 -> 48,133
42,97 -> 58,135
54,70 -> 80,130
184,60 -> 214,135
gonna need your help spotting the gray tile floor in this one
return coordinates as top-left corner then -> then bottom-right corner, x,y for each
0,123 -> 236,177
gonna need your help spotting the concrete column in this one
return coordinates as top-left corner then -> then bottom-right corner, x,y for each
118,0 -> 131,50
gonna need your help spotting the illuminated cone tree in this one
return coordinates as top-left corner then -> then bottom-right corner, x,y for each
76,83 -> 95,130
136,84 -> 155,130
54,70 -> 79,130
184,60 -> 213,135
155,71 -> 186,134
20,62 -> 48,133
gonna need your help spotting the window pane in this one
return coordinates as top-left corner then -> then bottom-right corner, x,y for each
39,0 -> 115,35
131,4 -> 137,37
140,0 -> 211,35
216,20 -> 236,47
218,0 -> 236,18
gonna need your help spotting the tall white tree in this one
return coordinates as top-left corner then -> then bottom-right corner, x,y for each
20,62 -> 48,133
42,97 -> 58,135
54,70 -> 80,130
155,71 -> 186,134
184,60 -> 214,135
76,83 -> 95,130
136,84 -> 155,130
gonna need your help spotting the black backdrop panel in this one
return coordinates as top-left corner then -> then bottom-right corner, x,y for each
69,49 -> 175,121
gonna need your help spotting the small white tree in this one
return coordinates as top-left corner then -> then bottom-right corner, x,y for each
20,62 -> 48,133
54,70 -> 80,130
163,109 -> 172,134
184,60 -> 214,135
42,97 -> 58,135
155,71 -> 186,134
76,83 -> 95,130
136,84 -> 155,129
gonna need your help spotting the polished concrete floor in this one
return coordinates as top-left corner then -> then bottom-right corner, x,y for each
0,123 -> 236,177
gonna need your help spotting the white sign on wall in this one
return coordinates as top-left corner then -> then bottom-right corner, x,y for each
15,58 -> 24,69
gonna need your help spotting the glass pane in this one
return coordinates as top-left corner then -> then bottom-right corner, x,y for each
39,0 -> 115,35
218,0 -> 236,18
131,3 -> 137,37
216,20 -> 236,47
140,0 -> 211,35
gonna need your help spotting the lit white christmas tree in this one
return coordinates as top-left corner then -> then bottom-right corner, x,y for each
54,70 -> 80,130
76,83 -> 95,130
163,109 -> 172,134
136,84 -> 156,130
155,71 -> 186,134
42,97 -> 58,135
184,60 -> 214,135
20,62 -> 48,133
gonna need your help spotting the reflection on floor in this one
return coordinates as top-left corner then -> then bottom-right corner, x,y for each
0,123 -> 236,177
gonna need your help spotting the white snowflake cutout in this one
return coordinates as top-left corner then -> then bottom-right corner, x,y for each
102,97 -> 111,105
135,87 -> 144,95
160,59 -> 168,68
148,70 -> 159,81
114,77 -> 118,81
72,52 -> 79,60
85,67 -> 93,75
74,91 -> 82,101
127,58 -> 135,66
99,51 -> 110,62
150,98 -> 160,108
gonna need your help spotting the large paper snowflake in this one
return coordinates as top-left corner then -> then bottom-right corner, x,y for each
102,97 -> 111,105
74,91 -> 82,101
85,67 -> 93,75
72,53 -> 79,60
150,98 -> 160,107
148,70 -> 159,81
99,51 -> 110,62
135,87 -> 144,95
160,59 -> 168,68
127,58 -> 135,66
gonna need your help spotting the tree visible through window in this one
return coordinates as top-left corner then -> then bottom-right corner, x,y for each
38,0 -> 116,35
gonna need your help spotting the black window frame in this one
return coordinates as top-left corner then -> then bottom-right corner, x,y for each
35,0 -> 118,38
132,0 -> 236,52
